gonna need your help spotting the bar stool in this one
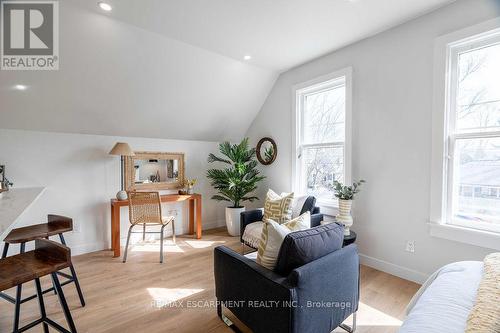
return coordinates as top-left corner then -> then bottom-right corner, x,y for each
0,238 -> 78,333
1,215 -> 85,325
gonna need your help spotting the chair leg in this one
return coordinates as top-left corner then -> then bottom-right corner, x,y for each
1,243 -> 9,258
51,273 -> 78,333
13,284 -> 22,332
143,224 -> 146,241
123,225 -> 133,263
58,233 -> 85,307
171,220 -> 176,244
160,224 -> 167,263
69,264 -> 86,307
339,312 -> 357,333
217,303 -> 242,332
35,278 -> 50,333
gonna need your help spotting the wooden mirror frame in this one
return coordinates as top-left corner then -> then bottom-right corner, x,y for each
256,137 -> 277,165
124,151 -> 185,191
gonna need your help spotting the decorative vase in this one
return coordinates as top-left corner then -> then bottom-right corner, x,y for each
337,199 -> 353,236
187,185 -> 194,194
225,207 -> 245,236
116,190 -> 128,201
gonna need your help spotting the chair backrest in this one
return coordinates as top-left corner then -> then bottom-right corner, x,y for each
48,214 -> 73,231
128,191 -> 163,225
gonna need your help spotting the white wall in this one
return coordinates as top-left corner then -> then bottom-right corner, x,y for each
246,0 -> 500,283
0,129 -> 226,255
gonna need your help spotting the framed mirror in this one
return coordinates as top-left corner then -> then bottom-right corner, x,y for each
256,137 -> 277,165
124,152 -> 185,191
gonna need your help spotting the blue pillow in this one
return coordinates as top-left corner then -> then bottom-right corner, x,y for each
274,222 -> 344,276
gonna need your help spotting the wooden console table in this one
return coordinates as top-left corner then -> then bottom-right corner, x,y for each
110,193 -> 202,258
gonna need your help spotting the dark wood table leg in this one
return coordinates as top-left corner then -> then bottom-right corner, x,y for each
111,204 -> 121,258
188,199 -> 195,235
196,195 -> 202,239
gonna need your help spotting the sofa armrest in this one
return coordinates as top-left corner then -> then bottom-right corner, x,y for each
310,213 -> 324,228
240,209 -> 263,243
214,246 -> 293,333
288,244 -> 359,333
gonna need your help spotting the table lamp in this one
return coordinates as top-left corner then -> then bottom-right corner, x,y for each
109,142 -> 135,200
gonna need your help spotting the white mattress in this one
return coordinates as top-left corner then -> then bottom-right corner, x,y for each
399,261 -> 483,333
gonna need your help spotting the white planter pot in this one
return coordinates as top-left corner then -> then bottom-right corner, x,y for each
337,199 -> 353,236
225,207 -> 245,236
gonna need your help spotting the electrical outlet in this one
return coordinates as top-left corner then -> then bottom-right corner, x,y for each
405,240 -> 415,253
168,209 -> 178,216
73,222 -> 81,233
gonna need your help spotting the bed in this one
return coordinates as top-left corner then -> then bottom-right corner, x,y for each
399,261 -> 483,333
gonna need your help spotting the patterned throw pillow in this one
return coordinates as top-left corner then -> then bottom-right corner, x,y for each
256,212 -> 310,270
263,189 -> 294,224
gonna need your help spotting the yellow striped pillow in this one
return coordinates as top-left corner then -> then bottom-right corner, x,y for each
263,189 -> 294,224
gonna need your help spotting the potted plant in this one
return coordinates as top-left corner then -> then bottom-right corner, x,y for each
332,180 -> 365,236
184,178 -> 197,194
207,138 -> 265,236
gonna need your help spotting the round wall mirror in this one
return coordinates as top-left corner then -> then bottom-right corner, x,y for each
256,137 -> 277,165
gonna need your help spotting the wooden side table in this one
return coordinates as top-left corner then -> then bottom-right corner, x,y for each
343,231 -> 357,247
110,193 -> 202,258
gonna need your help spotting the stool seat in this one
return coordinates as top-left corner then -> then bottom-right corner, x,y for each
0,239 -> 77,332
4,215 -> 73,244
0,240 -> 70,292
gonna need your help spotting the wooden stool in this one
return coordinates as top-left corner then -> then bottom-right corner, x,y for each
1,215 -> 85,312
0,239 -> 78,333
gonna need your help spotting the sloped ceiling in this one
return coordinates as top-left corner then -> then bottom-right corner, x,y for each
0,0 -> 456,141
74,0 -> 457,71
0,1 -> 277,142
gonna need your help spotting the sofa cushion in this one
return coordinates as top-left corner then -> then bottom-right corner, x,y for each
242,221 -> 264,248
263,189 -> 294,224
274,222 -> 344,276
256,212 -> 310,270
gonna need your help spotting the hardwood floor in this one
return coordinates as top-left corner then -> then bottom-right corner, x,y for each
0,228 -> 420,333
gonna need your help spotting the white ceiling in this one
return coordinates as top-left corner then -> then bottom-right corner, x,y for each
77,0 -> 457,71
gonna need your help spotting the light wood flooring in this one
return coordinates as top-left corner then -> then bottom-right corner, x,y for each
0,228 -> 420,333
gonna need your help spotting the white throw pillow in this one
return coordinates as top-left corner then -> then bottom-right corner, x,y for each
290,195 -> 309,218
256,212 -> 310,270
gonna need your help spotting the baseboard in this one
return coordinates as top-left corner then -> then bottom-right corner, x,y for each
71,241 -> 108,256
359,253 -> 429,284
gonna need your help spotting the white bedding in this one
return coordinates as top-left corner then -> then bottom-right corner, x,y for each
399,261 -> 483,333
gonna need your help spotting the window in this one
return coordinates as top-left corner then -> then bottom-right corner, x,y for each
293,69 -> 352,207
444,27 -> 500,233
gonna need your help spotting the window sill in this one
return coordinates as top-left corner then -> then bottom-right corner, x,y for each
429,222 -> 500,251
316,200 -> 339,218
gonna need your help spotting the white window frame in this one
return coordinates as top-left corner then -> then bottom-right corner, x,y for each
291,67 -> 352,214
430,17 -> 500,250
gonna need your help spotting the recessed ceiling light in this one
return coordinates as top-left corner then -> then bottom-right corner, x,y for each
14,84 -> 28,91
243,55 -> 252,61
98,2 -> 112,11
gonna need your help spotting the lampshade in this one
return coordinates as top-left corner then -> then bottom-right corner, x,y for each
109,142 -> 135,156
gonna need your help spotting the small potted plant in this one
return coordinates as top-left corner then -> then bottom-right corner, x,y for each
184,178 -> 197,194
333,180 -> 365,235
207,138 -> 265,236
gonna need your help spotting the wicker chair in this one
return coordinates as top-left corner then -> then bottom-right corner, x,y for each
123,191 -> 175,263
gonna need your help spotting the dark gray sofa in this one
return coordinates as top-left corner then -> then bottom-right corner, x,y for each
239,196 -> 324,245
214,223 -> 359,333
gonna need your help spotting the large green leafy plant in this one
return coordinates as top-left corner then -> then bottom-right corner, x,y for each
333,180 -> 366,200
207,138 -> 265,208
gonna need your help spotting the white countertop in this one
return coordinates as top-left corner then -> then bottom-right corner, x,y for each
0,187 -> 45,241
